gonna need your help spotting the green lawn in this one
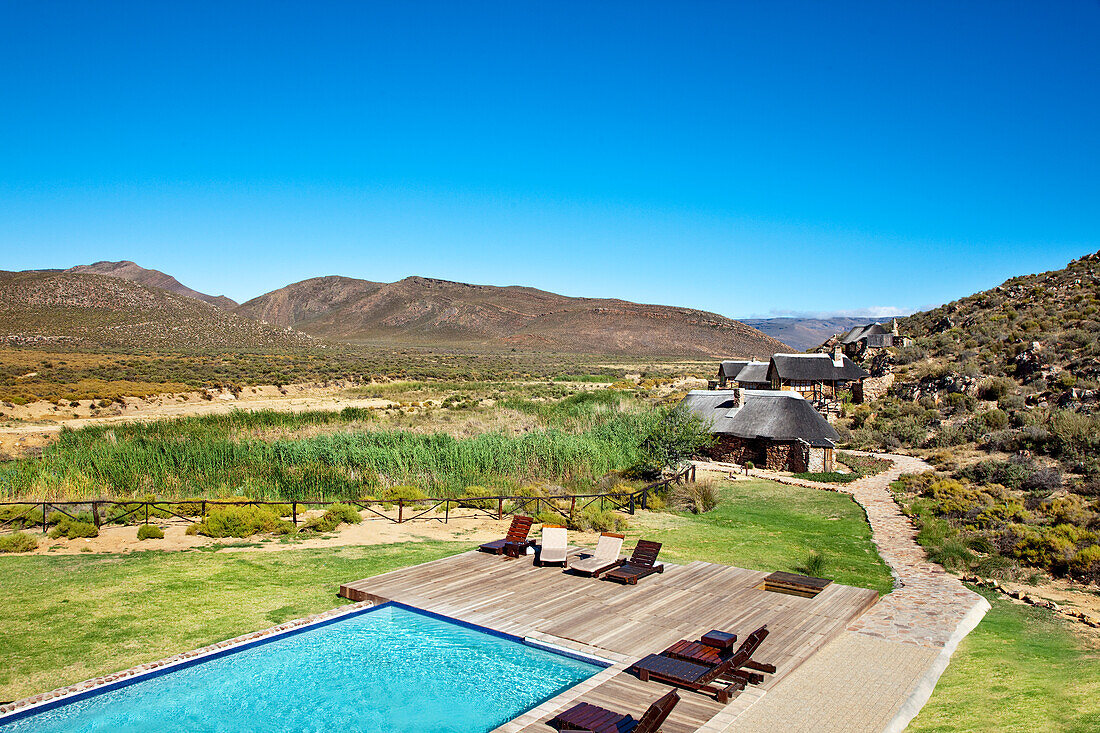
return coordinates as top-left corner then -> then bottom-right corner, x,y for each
0,542 -> 467,702
909,587 -> 1100,733
0,478 -> 891,702
630,478 -> 895,594
9,480 -> 1097,731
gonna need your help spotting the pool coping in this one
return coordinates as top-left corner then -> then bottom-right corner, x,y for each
0,599 -> 612,727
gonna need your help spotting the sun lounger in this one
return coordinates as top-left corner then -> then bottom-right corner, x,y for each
536,525 -> 569,566
602,540 -> 663,584
567,532 -> 625,577
478,515 -> 534,555
631,625 -> 773,701
630,653 -> 742,703
550,690 -> 679,733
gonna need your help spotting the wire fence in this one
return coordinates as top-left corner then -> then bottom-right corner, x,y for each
0,465 -> 697,531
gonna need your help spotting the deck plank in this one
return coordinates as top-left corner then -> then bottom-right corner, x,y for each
339,549 -> 878,732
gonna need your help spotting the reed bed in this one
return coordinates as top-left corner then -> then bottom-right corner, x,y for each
0,397 -> 656,501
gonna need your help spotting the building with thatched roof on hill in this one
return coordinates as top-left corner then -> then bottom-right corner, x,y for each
821,319 -> 911,358
679,389 -> 839,472
767,350 -> 870,402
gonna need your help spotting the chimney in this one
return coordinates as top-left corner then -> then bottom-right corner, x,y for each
891,318 -> 899,336
832,345 -> 844,367
732,388 -> 742,408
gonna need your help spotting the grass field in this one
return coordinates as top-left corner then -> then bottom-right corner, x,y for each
0,542 -> 468,702
632,478 -> 895,594
0,477 -> 890,702
3,480 -> 1096,730
909,588 -> 1100,733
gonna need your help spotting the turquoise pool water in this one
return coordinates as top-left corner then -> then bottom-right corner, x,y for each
1,604 -> 601,733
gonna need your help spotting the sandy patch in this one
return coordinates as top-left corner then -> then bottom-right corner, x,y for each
19,506 -> 609,557
0,382 -> 401,457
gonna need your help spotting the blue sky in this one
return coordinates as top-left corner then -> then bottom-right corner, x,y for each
1,1 -> 1097,318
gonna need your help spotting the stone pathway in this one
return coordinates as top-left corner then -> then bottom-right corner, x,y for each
699,453 -> 991,732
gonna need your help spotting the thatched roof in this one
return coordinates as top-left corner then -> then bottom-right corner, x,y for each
769,353 -> 869,382
679,390 -> 839,447
719,360 -> 750,378
733,361 -> 769,385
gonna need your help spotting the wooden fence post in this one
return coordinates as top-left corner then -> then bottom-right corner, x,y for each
569,496 -> 576,521
444,499 -> 449,524
92,501 -> 100,528
497,498 -> 503,521
41,502 -> 47,534
629,493 -> 635,515
292,502 -> 297,526
398,499 -> 403,524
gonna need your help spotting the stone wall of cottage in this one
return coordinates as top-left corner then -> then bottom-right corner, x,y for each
707,435 -> 810,472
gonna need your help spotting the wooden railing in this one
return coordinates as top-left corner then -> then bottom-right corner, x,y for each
0,465 -> 697,530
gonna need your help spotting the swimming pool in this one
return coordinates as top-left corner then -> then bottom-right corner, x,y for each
0,603 -> 603,733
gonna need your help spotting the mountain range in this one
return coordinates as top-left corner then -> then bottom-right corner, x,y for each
0,263 -> 788,356
738,317 -> 890,352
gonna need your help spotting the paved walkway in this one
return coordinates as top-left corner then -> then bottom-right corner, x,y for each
699,453 -> 990,732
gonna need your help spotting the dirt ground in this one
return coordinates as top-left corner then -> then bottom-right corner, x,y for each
17,505 -> 611,556
0,382 -> 399,457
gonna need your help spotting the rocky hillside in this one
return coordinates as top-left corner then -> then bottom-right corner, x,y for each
899,251 -> 1100,399
236,275 -> 788,357
65,261 -> 237,309
0,270 -> 310,350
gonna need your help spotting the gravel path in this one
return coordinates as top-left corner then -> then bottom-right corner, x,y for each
701,452 -> 990,732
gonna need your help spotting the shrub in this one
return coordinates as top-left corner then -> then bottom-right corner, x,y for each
300,503 -> 362,533
836,452 -> 892,477
50,521 -> 98,539
798,551 -> 826,577
572,507 -> 628,533
47,511 -> 99,539
1070,545 -> 1100,581
0,505 -> 43,530
185,505 -> 293,538
979,377 -> 1016,401
0,532 -> 38,553
792,471 -> 861,483
454,486 -> 495,510
928,537 -> 976,571
381,485 -> 429,509
629,407 -> 715,479
533,510 -> 571,527
137,523 -> 164,540
1021,467 -> 1062,494
670,480 -> 720,514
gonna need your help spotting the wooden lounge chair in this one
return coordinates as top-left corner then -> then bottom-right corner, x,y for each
536,525 -> 569,567
631,626 -> 773,702
568,532 -> 625,577
550,690 -> 679,733
602,540 -> 663,584
478,515 -> 534,555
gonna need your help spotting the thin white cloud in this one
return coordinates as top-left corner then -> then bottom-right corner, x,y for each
743,306 -> 913,320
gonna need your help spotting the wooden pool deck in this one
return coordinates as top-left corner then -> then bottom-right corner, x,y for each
340,549 -> 878,733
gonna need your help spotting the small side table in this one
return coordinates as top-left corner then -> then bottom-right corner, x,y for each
503,541 -> 530,558
701,630 -> 738,650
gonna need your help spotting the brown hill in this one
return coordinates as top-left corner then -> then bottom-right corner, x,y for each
0,270 -> 310,350
65,261 -> 238,309
236,275 -> 787,357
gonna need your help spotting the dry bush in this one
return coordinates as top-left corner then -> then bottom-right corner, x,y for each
670,479 -> 720,514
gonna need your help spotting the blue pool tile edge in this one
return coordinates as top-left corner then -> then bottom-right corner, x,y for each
0,599 -> 610,727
